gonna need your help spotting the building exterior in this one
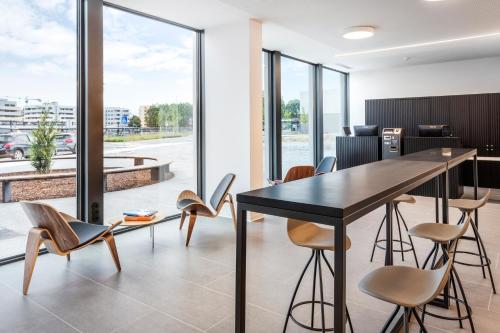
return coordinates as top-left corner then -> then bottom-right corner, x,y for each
104,107 -> 130,127
0,99 -> 23,125
23,102 -> 76,128
138,105 -> 149,127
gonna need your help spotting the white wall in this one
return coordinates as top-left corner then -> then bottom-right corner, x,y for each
349,57 -> 500,126
205,20 -> 262,218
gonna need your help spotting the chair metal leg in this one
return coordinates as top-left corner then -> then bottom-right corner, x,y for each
394,206 -> 405,262
471,219 -> 497,294
370,216 -> 386,262
397,207 -> 420,268
381,305 -> 400,332
66,253 -> 71,262
450,271 -> 463,328
422,244 -> 437,270
471,217 -> 487,279
317,251 -> 326,332
283,250 -> 315,333
311,251 -> 318,328
412,308 -> 428,333
403,308 -> 410,333
453,267 -> 476,333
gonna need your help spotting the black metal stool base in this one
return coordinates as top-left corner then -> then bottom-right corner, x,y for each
290,301 -> 335,332
419,244 -> 476,333
283,249 -> 354,333
455,212 -> 497,294
370,203 -> 419,267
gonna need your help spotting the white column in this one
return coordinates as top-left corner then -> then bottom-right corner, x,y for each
205,19 -> 263,219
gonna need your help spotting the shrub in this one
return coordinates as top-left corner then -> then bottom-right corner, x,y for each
30,112 -> 57,174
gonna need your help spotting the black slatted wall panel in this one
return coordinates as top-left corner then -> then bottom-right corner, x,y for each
336,136 -> 380,170
430,96 -> 450,125
489,94 -> 500,149
449,95 -> 470,144
469,94 -> 490,149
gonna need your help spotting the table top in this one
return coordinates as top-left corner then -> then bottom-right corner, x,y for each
107,212 -> 168,227
237,158 -> 446,224
397,148 -> 477,168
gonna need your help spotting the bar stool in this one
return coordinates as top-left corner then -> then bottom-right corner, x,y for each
359,214 -> 472,333
284,219 -> 354,332
408,216 -> 475,332
449,189 -> 496,294
370,194 -> 419,267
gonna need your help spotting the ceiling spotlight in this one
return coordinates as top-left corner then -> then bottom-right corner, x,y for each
342,26 -> 375,40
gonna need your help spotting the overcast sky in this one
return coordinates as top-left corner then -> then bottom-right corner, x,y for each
0,0 -> 195,115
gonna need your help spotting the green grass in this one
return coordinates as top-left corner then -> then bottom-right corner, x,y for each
104,132 -> 185,142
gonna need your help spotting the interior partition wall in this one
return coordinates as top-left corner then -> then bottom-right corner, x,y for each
262,50 -> 348,179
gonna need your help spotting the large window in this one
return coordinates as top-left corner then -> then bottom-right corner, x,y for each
262,51 -> 271,181
280,57 -> 315,176
0,0 -> 78,260
103,6 -> 197,221
323,68 -> 347,157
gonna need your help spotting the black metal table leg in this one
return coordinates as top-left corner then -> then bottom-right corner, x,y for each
236,207 -> 247,333
473,154 -> 479,228
385,202 -> 394,266
334,221 -> 347,333
435,176 -> 440,223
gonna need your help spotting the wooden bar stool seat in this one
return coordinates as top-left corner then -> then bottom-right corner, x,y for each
370,194 -> 419,267
288,219 -> 351,252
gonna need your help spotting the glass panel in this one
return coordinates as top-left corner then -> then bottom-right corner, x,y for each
0,0 -> 78,259
280,57 -> 314,176
322,69 -> 346,158
262,52 -> 270,182
103,6 -> 196,223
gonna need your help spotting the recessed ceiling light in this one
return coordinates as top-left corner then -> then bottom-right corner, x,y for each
342,26 -> 375,40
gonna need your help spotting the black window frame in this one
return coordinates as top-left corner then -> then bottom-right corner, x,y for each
263,50 -> 349,178
0,0 -> 205,265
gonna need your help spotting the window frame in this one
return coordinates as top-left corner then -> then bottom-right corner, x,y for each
262,50 -> 349,178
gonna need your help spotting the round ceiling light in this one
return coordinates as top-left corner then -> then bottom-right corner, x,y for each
343,26 -> 375,40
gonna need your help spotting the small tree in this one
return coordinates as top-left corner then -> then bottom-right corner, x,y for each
30,112 -> 57,174
128,115 -> 141,127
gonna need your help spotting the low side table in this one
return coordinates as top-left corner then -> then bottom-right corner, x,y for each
107,212 -> 167,249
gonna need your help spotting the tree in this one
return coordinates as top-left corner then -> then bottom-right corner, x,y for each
128,115 -> 141,127
30,112 -> 57,174
144,105 -> 160,127
284,99 -> 300,120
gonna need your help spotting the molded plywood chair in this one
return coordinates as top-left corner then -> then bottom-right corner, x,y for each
177,173 -> 236,246
315,156 -> 336,175
21,201 -> 122,295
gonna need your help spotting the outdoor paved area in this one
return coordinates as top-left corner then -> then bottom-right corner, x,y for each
0,136 -> 196,259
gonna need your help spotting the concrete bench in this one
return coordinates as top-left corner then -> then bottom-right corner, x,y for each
0,161 -> 173,203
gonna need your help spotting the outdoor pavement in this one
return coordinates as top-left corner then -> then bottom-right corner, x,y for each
0,136 -> 196,259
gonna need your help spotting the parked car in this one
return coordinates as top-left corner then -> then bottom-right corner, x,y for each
55,133 -> 77,154
0,132 -> 33,160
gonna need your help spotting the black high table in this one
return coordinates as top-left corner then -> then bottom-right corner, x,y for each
235,148 -> 478,333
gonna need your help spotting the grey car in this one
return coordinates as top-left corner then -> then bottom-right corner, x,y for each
55,133 -> 77,154
0,133 -> 33,160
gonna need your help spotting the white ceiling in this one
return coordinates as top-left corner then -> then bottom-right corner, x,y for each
112,0 -> 500,71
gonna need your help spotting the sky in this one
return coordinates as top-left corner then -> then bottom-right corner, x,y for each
0,0 -> 195,115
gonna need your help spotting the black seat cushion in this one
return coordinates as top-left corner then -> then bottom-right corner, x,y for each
68,221 -> 110,247
177,198 -> 199,210
210,173 -> 235,211
315,156 -> 336,175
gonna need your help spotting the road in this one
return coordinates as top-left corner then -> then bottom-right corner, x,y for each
0,135 -> 194,173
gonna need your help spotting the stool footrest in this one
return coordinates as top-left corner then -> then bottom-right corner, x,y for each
454,250 -> 492,268
375,239 -> 415,253
290,300 -> 335,332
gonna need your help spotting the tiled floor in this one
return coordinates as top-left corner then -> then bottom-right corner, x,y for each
0,195 -> 499,332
